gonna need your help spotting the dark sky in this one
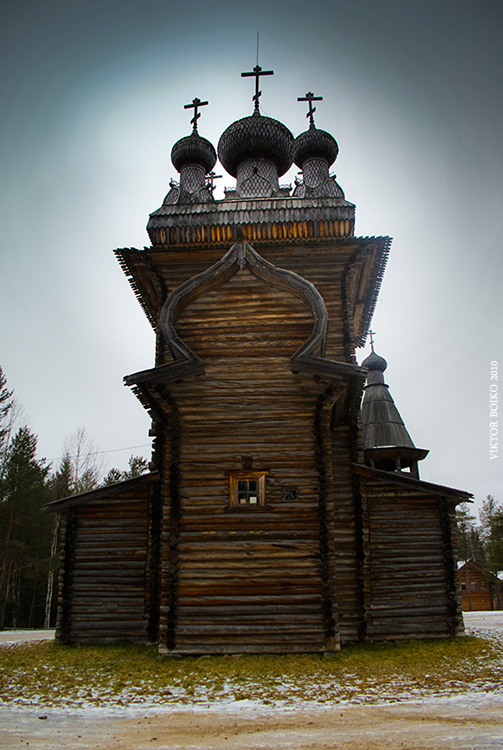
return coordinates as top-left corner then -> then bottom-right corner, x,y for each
1,0 -> 502,510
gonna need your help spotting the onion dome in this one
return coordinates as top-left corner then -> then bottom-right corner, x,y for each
361,351 -> 387,373
218,112 -> 294,178
293,126 -> 339,169
171,132 -> 216,173
292,125 -> 341,197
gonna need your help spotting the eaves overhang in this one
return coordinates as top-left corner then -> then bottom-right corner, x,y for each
45,472 -> 159,512
147,195 -> 356,247
353,463 -> 473,503
115,233 -> 389,351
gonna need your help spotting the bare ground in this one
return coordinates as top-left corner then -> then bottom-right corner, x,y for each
3,697 -> 503,749
1,612 -> 502,750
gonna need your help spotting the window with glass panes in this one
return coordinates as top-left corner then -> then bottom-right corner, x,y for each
237,479 -> 258,504
227,471 -> 268,507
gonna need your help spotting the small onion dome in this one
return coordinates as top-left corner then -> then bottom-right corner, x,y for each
362,351 -> 387,372
171,132 -> 216,174
293,127 -> 339,169
218,113 -> 294,178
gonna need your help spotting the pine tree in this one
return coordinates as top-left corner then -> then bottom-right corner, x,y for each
0,366 -> 15,484
455,502 -> 485,563
0,367 -> 14,445
480,495 -> 503,575
103,454 -> 148,485
0,427 -> 51,628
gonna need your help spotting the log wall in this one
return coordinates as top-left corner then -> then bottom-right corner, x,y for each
135,243 -> 361,363
358,473 -> 462,640
330,423 -> 364,642
57,486 -> 153,643
158,268 -> 342,652
47,208 -> 467,649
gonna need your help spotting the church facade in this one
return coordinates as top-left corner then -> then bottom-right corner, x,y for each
48,71 -> 471,653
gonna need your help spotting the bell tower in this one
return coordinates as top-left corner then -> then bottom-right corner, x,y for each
361,345 -> 429,479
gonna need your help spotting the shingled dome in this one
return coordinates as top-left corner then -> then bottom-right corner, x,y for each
171,132 -> 217,174
361,348 -> 429,477
293,127 -> 339,169
218,112 -> 294,177
361,351 -> 387,372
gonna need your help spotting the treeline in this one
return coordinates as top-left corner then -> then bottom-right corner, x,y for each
0,367 -> 148,630
456,496 -> 503,574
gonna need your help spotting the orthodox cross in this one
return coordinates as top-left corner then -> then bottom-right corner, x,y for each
205,171 -> 222,193
298,91 -> 323,128
241,64 -> 274,113
184,97 -> 209,133
369,330 -> 376,352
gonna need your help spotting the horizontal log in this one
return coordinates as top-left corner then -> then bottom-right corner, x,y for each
72,576 -> 145,585
179,542 -> 319,554
175,623 -> 324,635
367,622 -> 449,635
71,626 -> 147,634
178,583 -> 319,596
73,560 -> 146,570
177,610 -> 322,621
178,596 -> 322,607
71,593 -> 145,601
172,641 -> 325,653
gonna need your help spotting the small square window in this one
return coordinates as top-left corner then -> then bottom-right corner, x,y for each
461,582 -> 466,590
238,479 -> 258,504
227,471 -> 268,508
470,582 -> 477,591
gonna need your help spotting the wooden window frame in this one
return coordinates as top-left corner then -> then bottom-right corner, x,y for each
227,471 -> 268,508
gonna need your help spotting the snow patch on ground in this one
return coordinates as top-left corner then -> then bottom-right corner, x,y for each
0,630 -> 55,645
1,612 -> 502,715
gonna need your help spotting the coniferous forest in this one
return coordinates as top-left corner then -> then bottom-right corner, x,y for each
0,366 -> 147,630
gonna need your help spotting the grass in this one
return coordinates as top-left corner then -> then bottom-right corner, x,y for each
1,637 -> 502,709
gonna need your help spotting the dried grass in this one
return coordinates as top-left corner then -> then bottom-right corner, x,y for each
1,636 -> 502,709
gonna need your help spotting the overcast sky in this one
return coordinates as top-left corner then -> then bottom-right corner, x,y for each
1,0 -> 501,513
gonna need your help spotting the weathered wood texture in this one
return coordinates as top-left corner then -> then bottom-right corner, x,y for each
358,473 -> 463,640
56,486 -> 153,643
156,269 -> 342,652
149,218 -> 355,249
116,236 -> 388,357
330,423 -> 364,643
50,220 -> 465,651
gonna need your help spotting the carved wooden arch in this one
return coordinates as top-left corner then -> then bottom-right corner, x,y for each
159,240 -> 329,377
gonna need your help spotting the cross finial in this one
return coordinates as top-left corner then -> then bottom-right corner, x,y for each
241,64 -> 274,114
297,91 -> 323,128
369,330 -> 376,352
183,97 -> 209,133
205,171 -> 222,193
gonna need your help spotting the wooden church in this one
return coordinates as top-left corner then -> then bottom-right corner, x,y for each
48,68 -> 472,653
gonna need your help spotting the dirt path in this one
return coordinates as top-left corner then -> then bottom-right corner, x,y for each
3,696 -> 503,750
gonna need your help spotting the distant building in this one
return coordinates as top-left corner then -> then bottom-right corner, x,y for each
48,69 -> 472,652
458,561 -> 502,611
